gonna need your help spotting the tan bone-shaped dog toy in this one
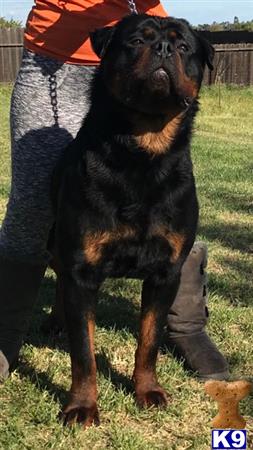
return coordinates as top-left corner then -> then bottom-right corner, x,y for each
205,380 -> 252,429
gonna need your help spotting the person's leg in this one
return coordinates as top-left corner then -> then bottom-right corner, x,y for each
0,49 -> 95,379
164,242 -> 229,380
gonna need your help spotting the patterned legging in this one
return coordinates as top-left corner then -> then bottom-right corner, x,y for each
0,49 -> 95,264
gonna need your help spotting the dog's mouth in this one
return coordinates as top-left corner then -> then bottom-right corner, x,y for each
147,66 -> 194,110
150,67 -> 170,83
148,66 -> 195,110
151,67 -> 169,82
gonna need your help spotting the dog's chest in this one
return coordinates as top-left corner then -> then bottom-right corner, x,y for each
82,215 -> 184,278
79,150 -> 185,277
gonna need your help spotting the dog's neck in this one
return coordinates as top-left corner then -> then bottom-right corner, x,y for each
130,108 -> 186,156
86,72 -> 197,156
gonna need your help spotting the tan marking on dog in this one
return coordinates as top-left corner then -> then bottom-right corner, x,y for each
140,310 -> 156,348
87,314 -> 95,354
134,46 -> 151,76
151,225 -> 185,262
135,112 -> 184,155
83,226 -> 136,265
169,31 -> 177,39
168,231 -> 186,262
174,52 -> 199,99
134,309 -> 157,383
143,27 -> 156,39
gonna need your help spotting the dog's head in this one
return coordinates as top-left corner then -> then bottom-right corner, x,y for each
90,14 -> 214,115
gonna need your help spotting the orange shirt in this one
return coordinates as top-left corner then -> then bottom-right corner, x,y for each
24,0 -> 168,65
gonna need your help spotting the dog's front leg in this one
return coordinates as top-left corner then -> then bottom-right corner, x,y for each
133,276 -> 180,408
61,271 -> 99,428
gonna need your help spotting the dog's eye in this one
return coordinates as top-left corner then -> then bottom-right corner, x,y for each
130,38 -> 144,47
177,43 -> 188,53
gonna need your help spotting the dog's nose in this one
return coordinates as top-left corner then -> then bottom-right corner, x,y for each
155,41 -> 172,58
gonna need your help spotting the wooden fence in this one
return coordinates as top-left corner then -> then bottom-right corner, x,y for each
203,43 -> 253,85
0,27 -> 253,85
0,28 -> 23,82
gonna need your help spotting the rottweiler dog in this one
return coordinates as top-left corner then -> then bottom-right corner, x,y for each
51,14 -> 214,427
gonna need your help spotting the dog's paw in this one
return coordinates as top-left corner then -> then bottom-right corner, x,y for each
61,402 -> 100,428
136,386 -> 169,409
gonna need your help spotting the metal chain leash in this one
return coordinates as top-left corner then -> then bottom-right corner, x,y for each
127,0 -> 138,14
48,1 -> 138,125
49,73 -> 59,127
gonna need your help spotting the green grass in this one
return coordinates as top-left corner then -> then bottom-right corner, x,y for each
0,84 -> 253,450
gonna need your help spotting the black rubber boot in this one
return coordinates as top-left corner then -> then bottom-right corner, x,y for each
164,242 -> 229,381
0,255 -> 46,380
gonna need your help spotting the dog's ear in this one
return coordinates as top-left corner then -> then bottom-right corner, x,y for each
90,26 -> 115,58
196,33 -> 215,70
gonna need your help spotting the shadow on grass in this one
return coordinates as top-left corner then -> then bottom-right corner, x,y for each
96,350 -> 134,395
224,353 -> 253,417
17,360 -> 68,406
22,275 -> 137,397
208,272 -> 252,307
96,290 -> 139,336
209,251 -> 251,307
201,191 -> 252,215
199,221 -> 252,255
226,352 -> 248,373
210,254 -> 252,306
199,220 -> 252,306
17,345 -> 134,409
26,275 -> 140,351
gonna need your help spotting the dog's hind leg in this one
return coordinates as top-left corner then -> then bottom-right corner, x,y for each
61,271 -> 100,428
133,275 -> 180,408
